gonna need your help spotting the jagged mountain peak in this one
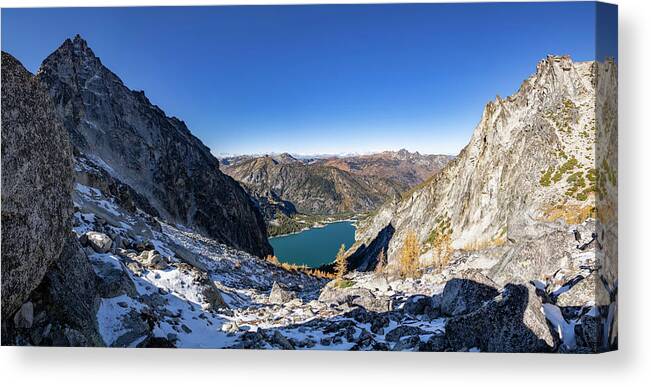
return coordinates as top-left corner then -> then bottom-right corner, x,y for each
35,36 -> 273,257
43,34 -> 100,69
70,33 -> 91,50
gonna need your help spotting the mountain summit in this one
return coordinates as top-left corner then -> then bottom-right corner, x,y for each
36,36 -> 272,257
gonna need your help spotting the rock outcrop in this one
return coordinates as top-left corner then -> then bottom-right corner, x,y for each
1,52 -> 102,346
353,55 -> 617,276
440,270 -> 499,317
36,35 -> 272,258
1,52 -> 74,320
445,283 -> 556,352
24,237 -> 104,346
268,282 -> 296,304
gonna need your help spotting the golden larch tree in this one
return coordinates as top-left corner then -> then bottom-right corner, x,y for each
335,244 -> 348,281
399,231 -> 420,278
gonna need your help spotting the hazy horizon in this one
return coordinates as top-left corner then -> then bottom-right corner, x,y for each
2,3 -> 615,155
214,147 -> 459,158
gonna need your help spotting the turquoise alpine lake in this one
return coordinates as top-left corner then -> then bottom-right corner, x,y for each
269,221 -> 356,268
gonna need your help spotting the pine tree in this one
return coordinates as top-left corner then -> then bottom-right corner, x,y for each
335,244 -> 348,281
399,231 -> 420,278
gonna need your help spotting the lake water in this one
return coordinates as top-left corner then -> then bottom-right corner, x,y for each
269,221 -> 356,268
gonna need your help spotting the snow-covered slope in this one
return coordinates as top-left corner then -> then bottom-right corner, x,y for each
71,161 -> 451,349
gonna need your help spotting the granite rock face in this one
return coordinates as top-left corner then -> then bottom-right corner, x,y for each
353,56 -> 617,273
1,52 -> 74,320
29,236 -> 104,346
37,35 -> 272,258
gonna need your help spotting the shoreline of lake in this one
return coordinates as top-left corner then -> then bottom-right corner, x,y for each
269,217 -> 358,239
269,220 -> 356,268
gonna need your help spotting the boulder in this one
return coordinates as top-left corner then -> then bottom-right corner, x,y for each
232,331 -> 266,349
385,325 -> 428,342
36,236 -> 104,345
1,52 -> 74,321
403,294 -> 440,318
270,330 -> 295,350
445,283 -> 556,352
365,276 -> 391,292
148,253 -> 169,270
268,282 -> 296,304
92,255 -> 137,298
203,280 -> 229,310
135,250 -> 169,270
489,226 -> 581,286
419,333 -> 448,352
440,270 -> 499,316
318,286 -> 390,313
3,235 -> 104,346
111,309 -> 151,347
13,302 -> 34,329
391,335 -> 422,351
137,336 -> 176,348
344,307 -> 371,324
575,313 -> 603,352
370,315 -> 390,334
85,231 -> 113,253
555,274 -> 596,308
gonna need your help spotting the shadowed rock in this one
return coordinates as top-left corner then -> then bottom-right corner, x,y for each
440,270 -> 499,316
1,52 -> 74,320
445,282 -> 556,352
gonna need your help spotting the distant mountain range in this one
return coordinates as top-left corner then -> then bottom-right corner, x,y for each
220,150 -> 453,235
310,150 -> 454,187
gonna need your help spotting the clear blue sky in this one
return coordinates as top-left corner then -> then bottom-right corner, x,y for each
1,3 -> 616,156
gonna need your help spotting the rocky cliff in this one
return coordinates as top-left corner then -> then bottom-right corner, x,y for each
353,55 -> 617,272
1,52 -> 102,345
1,52 -> 74,321
36,35 -> 271,258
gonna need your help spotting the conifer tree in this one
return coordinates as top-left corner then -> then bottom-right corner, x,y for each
399,231 -> 420,278
335,244 -> 348,282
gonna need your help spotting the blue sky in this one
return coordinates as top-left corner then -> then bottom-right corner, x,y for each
1,3 -> 616,155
